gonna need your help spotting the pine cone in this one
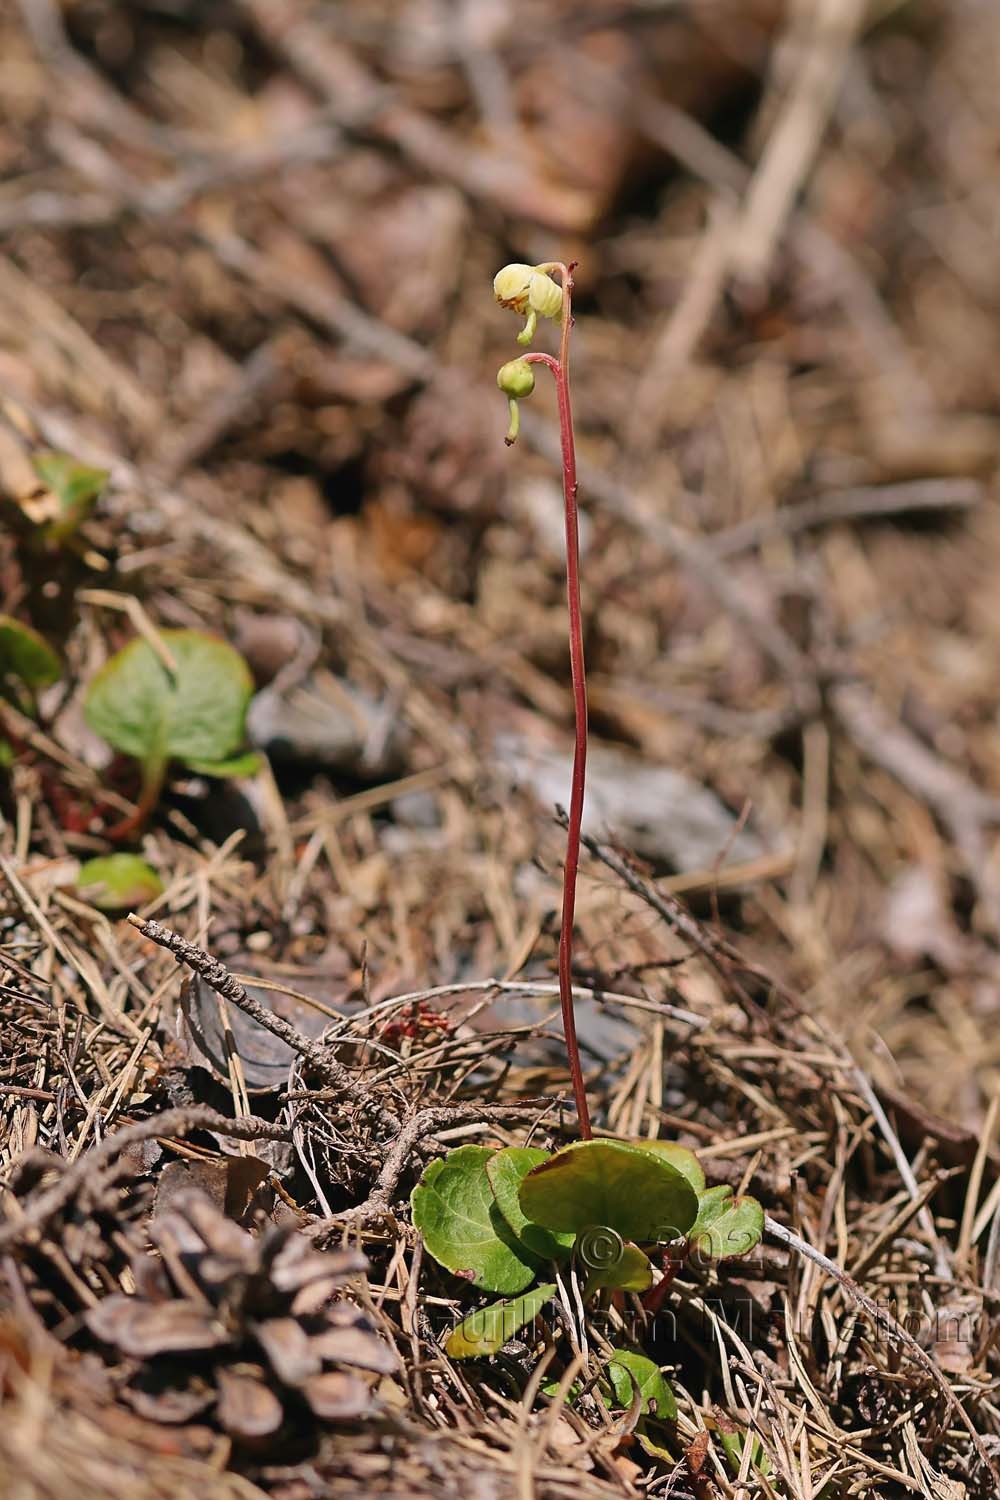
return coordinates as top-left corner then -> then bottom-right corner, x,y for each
7,1147 -> 153,1327
85,1190 -> 397,1441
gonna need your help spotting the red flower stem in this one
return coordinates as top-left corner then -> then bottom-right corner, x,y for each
104,755 -> 166,842
523,262 -> 592,1140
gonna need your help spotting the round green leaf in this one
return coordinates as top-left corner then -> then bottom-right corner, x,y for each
486,1148 -> 575,1260
606,1350 -> 676,1421
84,630 -> 254,770
445,1282 -> 556,1360
689,1187 -> 764,1262
0,615 -> 61,690
582,1241 -> 653,1295
75,854 -> 164,912
626,1139 -> 705,1193
411,1146 -> 540,1295
518,1141 -> 698,1244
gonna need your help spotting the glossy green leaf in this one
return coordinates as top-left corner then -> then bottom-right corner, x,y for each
84,630 -> 254,773
689,1186 -> 764,1262
582,1241 -> 653,1295
445,1282 -> 555,1359
518,1140 -> 698,1244
606,1350 -> 676,1421
411,1146 -> 539,1295
0,615 -> 61,690
626,1139 -> 705,1193
75,854 -> 164,911
32,452 -> 108,542
486,1147 -> 575,1260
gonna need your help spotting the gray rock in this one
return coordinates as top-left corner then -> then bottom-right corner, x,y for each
495,734 -> 769,872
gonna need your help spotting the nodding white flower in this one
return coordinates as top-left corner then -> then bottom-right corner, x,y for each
493,263 -> 563,346
496,357 -> 535,446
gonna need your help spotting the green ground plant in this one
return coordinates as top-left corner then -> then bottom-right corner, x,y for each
411,265 -> 765,1438
83,628 -> 258,839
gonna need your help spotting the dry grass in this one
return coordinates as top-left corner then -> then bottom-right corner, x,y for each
2,0 -> 1000,1494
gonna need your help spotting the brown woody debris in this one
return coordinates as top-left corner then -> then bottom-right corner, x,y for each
85,1190 -> 395,1441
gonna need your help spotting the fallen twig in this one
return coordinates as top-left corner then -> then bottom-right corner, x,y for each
308,1100 -> 555,1241
709,478 -> 982,559
126,914 -> 401,1134
0,1106 -> 291,1253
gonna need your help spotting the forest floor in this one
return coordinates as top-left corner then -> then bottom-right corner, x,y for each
2,1 -> 1000,1496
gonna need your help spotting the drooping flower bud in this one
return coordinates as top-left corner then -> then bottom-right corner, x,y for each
493,263 -> 563,346
496,357 -> 535,446
496,358 -> 535,399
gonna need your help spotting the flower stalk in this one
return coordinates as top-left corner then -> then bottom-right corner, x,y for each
494,260 -> 592,1139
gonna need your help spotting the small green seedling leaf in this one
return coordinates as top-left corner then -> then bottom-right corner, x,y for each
84,630 -> 254,771
0,615 -> 61,691
412,1146 -> 539,1295
606,1350 -> 676,1421
626,1139 -> 705,1193
634,1422 -> 676,1462
32,451 -> 109,543
540,1373 -> 583,1401
582,1241 -> 653,1296
518,1140 -> 698,1244
445,1282 -> 556,1359
184,751 -> 261,778
486,1147 -> 575,1260
719,1425 -> 771,1477
75,854 -> 163,911
719,1428 -> 740,1469
689,1186 -> 764,1262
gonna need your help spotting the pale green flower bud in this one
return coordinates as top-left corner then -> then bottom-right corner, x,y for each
496,358 -> 535,399
497,357 -> 535,445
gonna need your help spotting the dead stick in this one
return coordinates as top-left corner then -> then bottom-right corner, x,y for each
0,1107 -> 290,1253
309,1100 -> 555,1239
126,914 -> 400,1134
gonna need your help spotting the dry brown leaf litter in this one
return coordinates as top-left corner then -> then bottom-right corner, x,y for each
2,0 -> 1000,1495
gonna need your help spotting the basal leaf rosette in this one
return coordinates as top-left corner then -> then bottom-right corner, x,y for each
411,1135 -> 763,1360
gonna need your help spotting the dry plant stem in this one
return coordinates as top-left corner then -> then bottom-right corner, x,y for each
0,1106 -> 291,1254
308,1100 -> 554,1240
126,913 -> 401,1134
523,261 -> 591,1140
568,820 -> 763,1022
765,1213 -> 1000,1488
